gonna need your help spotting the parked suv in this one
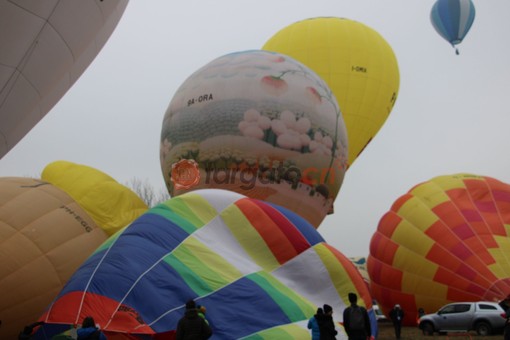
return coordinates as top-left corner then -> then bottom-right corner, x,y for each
418,301 -> 506,336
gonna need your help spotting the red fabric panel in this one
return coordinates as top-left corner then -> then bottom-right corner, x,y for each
235,198 -> 298,264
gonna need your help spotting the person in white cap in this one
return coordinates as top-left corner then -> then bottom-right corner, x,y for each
389,304 -> 405,339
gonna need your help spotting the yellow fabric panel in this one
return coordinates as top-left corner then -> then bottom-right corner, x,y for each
393,247 -> 438,279
409,181 -> 450,208
392,219 -> 434,257
177,192 -> 219,225
177,237 -> 243,290
41,161 -> 148,235
488,236 -> 510,278
314,244 -> 359,303
220,204 -> 279,271
263,17 -> 399,167
401,271 -> 448,299
433,173 -> 484,191
397,197 -> 439,232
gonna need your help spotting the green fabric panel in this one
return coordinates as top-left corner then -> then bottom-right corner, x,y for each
148,206 -> 198,234
163,253 -> 213,296
247,272 -> 313,322
241,324 -> 310,339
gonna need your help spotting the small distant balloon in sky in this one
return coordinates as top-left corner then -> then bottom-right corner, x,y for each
37,189 -> 376,339
262,17 -> 400,169
0,0 -> 129,159
160,50 -> 348,228
368,174 -> 510,326
430,0 -> 476,55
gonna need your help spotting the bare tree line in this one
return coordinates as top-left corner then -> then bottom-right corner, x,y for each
124,178 -> 170,207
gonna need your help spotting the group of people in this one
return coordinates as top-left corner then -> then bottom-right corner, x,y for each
308,292 -> 406,340
307,304 -> 338,340
308,292 -> 372,340
18,317 -> 107,340
17,299 -> 212,340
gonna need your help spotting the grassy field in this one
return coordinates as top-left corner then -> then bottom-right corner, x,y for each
376,321 -> 501,340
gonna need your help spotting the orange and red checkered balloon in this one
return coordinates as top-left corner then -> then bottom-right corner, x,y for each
368,174 -> 510,325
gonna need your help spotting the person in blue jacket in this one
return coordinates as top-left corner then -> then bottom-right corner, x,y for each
308,307 -> 324,340
77,316 -> 107,340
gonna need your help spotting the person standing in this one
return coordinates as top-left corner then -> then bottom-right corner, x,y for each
77,316 -> 107,340
176,299 -> 212,340
342,293 -> 371,340
502,296 -> 510,340
319,304 -> 338,340
307,307 -> 323,340
389,304 -> 405,339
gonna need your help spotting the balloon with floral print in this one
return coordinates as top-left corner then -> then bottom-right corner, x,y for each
160,50 -> 348,228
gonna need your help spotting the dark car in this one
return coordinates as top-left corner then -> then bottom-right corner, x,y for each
418,301 -> 506,336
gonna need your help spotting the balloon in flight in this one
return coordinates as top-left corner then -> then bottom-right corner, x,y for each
368,174 -> 510,325
0,161 -> 146,339
0,0 -> 129,159
430,0 -> 476,55
160,50 -> 348,228
37,189 -> 376,339
262,17 -> 400,169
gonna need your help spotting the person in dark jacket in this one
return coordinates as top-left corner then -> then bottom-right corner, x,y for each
318,304 -> 338,340
176,299 -> 212,340
18,321 -> 44,340
342,292 -> 371,340
389,304 -> 405,339
77,316 -> 107,340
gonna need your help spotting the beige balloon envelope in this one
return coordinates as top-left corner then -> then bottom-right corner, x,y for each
0,177 -> 107,339
0,0 -> 129,159
0,161 -> 147,339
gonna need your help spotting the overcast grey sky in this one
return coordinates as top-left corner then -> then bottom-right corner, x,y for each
1,0 -> 509,257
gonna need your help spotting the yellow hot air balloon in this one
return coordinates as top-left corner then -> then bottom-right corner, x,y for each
0,161 -> 147,339
42,160 -> 148,235
263,17 -> 400,168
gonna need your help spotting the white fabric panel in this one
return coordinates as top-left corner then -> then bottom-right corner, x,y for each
272,246 -> 347,320
196,189 -> 246,214
194,214 -> 261,275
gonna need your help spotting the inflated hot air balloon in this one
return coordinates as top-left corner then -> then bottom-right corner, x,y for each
42,160 -> 148,236
160,50 -> 348,228
368,174 -> 510,326
0,0 -> 129,159
430,0 -> 476,55
262,17 -> 399,169
0,162 -> 146,339
36,189 -> 376,339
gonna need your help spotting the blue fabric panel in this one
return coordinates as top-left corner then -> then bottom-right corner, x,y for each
188,277 -> 292,339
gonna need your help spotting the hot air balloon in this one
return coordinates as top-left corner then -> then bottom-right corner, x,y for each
430,0 -> 476,55
42,160 -> 148,236
262,17 -> 400,169
367,174 -> 510,326
36,189 -> 376,339
160,50 -> 348,228
0,0 -> 129,159
0,162 -> 147,339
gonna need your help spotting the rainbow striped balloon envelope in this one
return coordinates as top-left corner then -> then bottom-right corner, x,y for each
368,174 -> 510,325
36,189 -> 375,339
